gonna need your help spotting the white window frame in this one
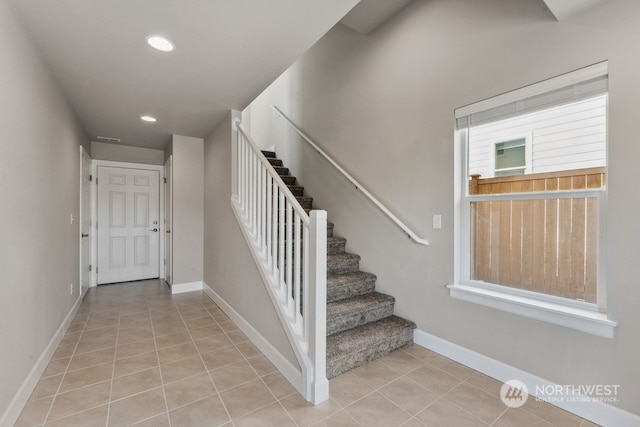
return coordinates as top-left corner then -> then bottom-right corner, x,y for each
490,133 -> 532,177
450,62 -> 617,338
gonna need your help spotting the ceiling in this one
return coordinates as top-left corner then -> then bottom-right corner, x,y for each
9,0 -> 359,150
9,0 -> 606,151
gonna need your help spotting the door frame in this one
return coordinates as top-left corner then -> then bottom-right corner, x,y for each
92,160 -> 166,285
79,146 -> 94,295
164,155 -> 173,286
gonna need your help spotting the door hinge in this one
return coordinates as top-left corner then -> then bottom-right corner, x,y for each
96,266 -> 98,274
89,175 -> 93,182
163,177 -> 167,184
89,264 -> 92,272
95,177 -> 98,184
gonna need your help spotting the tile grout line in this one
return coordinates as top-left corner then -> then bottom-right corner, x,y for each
148,287 -> 172,426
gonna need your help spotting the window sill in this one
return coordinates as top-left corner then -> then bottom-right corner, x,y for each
448,284 -> 617,338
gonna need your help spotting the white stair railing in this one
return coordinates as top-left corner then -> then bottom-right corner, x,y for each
230,118 -> 328,404
272,105 -> 429,246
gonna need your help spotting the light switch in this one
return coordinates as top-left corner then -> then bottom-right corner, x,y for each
433,214 -> 442,229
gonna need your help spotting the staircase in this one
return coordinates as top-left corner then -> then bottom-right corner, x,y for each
262,150 -> 416,379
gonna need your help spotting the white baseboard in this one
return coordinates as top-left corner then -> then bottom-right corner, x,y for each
0,296 -> 83,427
414,329 -> 640,427
202,282 -> 304,395
171,280 -> 203,294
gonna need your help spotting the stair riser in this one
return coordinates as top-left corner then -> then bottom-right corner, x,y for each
327,239 -> 346,255
327,303 -> 394,336
327,329 -> 413,379
273,167 -> 289,176
327,258 -> 360,275
327,279 -> 376,303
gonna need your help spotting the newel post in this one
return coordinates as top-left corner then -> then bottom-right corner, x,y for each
308,210 -> 328,404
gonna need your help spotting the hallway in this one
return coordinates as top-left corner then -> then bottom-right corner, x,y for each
15,280 -> 594,426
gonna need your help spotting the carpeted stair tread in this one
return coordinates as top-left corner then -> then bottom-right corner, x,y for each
261,150 -> 277,158
273,166 -> 289,176
327,271 -> 376,302
327,292 -> 395,336
326,315 -> 416,378
268,158 -> 283,167
327,222 -> 334,237
288,185 -> 305,197
327,252 -> 360,274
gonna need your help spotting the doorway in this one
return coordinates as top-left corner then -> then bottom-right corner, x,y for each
96,164 -> 162,284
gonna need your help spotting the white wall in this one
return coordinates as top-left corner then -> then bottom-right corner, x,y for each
244,0 -> 640,416
203,112 -> 298,368
170,135 -> 204,287
0,0 -> 88,423
90,141 -> 165,165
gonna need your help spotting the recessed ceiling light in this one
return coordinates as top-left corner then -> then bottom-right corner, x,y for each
141,115 -> 157,123
146,35 -> 174,52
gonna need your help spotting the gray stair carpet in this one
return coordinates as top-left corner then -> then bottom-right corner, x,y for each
261,150 -> 416,379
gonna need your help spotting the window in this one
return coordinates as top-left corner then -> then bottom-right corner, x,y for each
494,138 -> 526,177
451,62 -> 617,338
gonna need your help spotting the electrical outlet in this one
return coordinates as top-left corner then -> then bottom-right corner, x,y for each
70,283 -> 73,295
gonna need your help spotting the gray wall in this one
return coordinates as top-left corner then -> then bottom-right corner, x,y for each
91,141 -> 165,165
203,112 -> 298,367
244,0 -> 640,415
171,135 -> 204,286
0,0 -> 88,420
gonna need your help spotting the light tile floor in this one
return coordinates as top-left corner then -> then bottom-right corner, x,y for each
15,280 -> 599,427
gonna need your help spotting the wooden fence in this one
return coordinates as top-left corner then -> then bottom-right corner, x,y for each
469,167 -> 605,303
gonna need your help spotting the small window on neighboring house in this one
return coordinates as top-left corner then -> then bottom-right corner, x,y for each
495,138 -> 526,177
451,62 -> 617,338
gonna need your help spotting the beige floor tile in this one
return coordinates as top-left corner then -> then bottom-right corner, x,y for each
429,356 -> 477,380
329,372 -> 375,407
152,323 -> 188,337
217,319 -> 240,332
188,324 -> 225,340
226,330 -> 249,344
67,347 -> 115,372
74,336 -> 116,355
220,378 -> 276,419
119,312 -> 151,324
401,418 -> 426,427
111,367 -> 162,401
59,333 -> 82,348
194,334 -> 234,354
521,397 -> 585,427
581,420 -> 602,427
352,359 -> 403,389
51,343 -> 76,359
113,351 -> 159,378
157,342 -> 199,365
444,382 -> 507,424
236,340 -> 261,358
117,328 -> 154,345
405,364 -> 462,395
184,315 -> 217,329
247,354 -> 277,377
465,372 -> 503,398
414,399 -> 488,427
164,372 -> 217,410
44,404 -> 108,427
30,374 -> 64,400
107,387 -> 166,426
235,402 -> 297,427
46,381 -> 111,422
493,408 -> 555,426
79,326 -> 118,342
310,409 -> 360,427
211,360 -> 258,391
14,396 -> 53,427
129,413 -> 170,426
378,349 -> 426,375
280,393 -> 341,427
58,362 -> 113,393
160,355 -> 207,384
379,377 -> 439,415
401,344 -> 440,362
168,394 -> 229,426
178,308 -> 211,321
115,338 -> 156,359
154,331 -> 192,349
118,320 -> 153,335
201,346 -> 244,370
261,371 -> 298,400
344,392 -> 411,427
41,357 -> 70,378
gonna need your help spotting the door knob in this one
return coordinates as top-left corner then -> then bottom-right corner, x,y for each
166,230 -> 171,234
150,228 -> 159,232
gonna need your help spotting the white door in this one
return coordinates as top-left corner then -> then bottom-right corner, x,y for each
80,148 -> 92,295
97,166 -> 160,284
164,156 -> 173,285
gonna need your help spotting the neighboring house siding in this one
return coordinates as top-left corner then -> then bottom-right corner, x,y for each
468,95 -> 606,178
